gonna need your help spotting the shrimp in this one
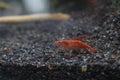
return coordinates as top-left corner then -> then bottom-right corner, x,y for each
54,35 -> 95,53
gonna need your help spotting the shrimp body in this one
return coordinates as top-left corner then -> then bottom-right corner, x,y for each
54,36 -> 95,53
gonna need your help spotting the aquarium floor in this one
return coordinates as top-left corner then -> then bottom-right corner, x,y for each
0,12 -> 120,80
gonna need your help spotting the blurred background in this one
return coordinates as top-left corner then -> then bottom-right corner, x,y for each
0,0 -> 120,16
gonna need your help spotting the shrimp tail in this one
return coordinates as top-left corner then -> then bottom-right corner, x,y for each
88,47 -> 95,53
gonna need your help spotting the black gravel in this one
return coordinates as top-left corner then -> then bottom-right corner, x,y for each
0,12 -> 120,80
